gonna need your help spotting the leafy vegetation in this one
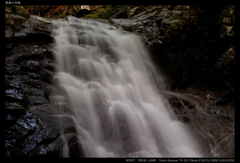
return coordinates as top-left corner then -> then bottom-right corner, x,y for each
11,5 -> 22,13
82,5 -> 139,19
83,5 -> 121,19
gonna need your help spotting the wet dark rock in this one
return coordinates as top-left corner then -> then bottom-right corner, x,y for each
21,60 -> 41,71
42,59 -> 55,71
68,142 -> 84,157
40,69 -> 54,83
28,72 -> 41,79
5,102 -> 25,111
166,85 -> 234,157
177,115 -> 190,123
6,112 -> 37,141
6,44 -> 50,62
5,42 -> 14,54
168,97 -> 182,108
19,125 -> 59,154
216,134 -> 235,157
9,17 -> 54,43
44,85 -> 55,99
5,87 -> 29,103
212,47 -> 235,91
5,111 -> 27,131
28,95 -> 49,105
5,111 -> 60,156
28,79 -> 44,89
44,133 -> 78,153
13,29 -> 53,43
64,127 -> 76,134
22,87 -> 44,96
28,144 -> 53,157
28,133 -> 81,157
14,32 -> 27,37
206,106 -> 234,124
5,143 -> 29,158
5,63 -> 21,74
5,9 -> 60,157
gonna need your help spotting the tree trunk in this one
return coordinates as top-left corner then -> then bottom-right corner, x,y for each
127,6 -> 130,19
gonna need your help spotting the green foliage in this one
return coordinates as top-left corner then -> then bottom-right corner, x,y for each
83,5 -> 135,19
83,5 -> 119,19
11,5 -> 23,13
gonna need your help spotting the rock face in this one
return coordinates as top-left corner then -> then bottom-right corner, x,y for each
111,5 -> 235,91
212,47 -> 235,91
5,7 -> 83,158
167,86 -> 234,157
129,7 -> 141,18
5,13 -> 26,39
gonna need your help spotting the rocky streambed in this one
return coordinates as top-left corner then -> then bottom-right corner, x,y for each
5,5 -> 234,158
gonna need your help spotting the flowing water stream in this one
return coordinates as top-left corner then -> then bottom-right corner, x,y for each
44,16 -> 205,157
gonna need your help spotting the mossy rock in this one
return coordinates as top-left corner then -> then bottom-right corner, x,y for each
5,14 -> 25,31
10,5 -> 30,18
173,5 -> 187,11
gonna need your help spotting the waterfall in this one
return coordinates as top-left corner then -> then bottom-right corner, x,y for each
50,16 -> 203,157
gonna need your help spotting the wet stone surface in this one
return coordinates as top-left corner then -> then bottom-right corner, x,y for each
167,86 -> 234,157
5,15 -> 81,157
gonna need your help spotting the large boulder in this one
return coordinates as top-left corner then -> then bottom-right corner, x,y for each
5,14 -> 26,39
6,16 -> 53,44
5,5 -> 31,41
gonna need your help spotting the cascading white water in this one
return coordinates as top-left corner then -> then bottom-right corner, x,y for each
50,16 -> 203,157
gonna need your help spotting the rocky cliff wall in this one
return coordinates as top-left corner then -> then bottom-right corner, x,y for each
111,5 -> 234,93
5,6 -> 83,157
